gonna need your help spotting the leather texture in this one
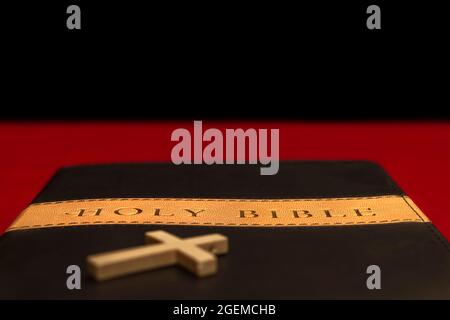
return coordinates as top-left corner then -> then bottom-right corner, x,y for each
0,161 -> 449,299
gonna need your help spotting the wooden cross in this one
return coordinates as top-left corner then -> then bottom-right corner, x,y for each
87,230 -> 228,281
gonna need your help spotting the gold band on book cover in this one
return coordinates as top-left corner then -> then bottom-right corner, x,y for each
6,195 -> 429,232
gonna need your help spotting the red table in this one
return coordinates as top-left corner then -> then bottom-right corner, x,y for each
1,121 -> 449,240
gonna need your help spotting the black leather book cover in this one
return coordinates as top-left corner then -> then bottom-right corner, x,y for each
0,161 -> 449,299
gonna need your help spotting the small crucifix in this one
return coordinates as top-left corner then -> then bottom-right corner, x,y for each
87,230 -> 229,281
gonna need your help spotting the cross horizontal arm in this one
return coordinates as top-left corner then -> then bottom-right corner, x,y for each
145,231 -> 228,255
183,234 -> 228,255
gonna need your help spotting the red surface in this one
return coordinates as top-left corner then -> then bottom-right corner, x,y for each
0,121 -> 449,239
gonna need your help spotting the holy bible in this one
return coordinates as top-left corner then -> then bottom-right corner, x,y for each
0,161 -> 449,299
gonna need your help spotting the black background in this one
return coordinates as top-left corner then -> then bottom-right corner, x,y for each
2,0 -> 449,119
